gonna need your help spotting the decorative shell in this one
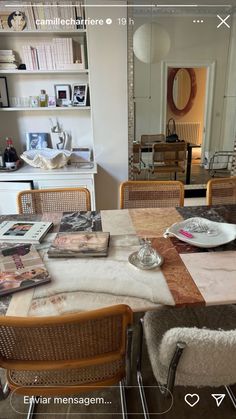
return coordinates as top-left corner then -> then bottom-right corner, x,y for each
21,148 -> 71,170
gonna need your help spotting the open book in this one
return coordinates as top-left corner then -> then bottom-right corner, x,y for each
0,220 -> 53,243
0,243 -> 51,296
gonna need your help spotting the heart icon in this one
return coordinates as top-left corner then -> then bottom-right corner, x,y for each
184,393 -> 200,407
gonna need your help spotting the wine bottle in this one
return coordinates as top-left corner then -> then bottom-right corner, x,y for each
4,137 -> 19,169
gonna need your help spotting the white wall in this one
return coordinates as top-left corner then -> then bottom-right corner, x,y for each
134,16 -> 235,152
87,1 -> 128,209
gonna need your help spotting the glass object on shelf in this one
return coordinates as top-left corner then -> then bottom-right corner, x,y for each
137,239 -> 160,268
10,97 -> 20,107
20,97 -> 30,107
30,96 -> 39,107
10,97 -> 30,108
39,89 -> 48,107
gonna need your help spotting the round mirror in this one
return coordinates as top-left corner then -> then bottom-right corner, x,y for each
167,68 -> 197,116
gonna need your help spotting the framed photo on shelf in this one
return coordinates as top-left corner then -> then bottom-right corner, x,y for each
0,77 -> 9,108
72,84 -> 87,107
54,84 -> 71,107
26,133 -> 49,150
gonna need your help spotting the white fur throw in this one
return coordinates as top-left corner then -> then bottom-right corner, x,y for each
143,305 -> 236,387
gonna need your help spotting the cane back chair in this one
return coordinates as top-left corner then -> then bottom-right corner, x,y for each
149,142 -> 187,180
120,180 -> 184,209
206,176 -> 236,205
17,187 -> 91,214
0,305 -> 133,419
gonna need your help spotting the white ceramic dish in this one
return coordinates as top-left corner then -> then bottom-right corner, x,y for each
128,251 -> 164,270
164,217 -> 236,248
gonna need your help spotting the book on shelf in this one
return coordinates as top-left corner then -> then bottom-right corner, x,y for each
59,211 -> 102,233
48,231 -> 110,258
0,221 -> 53,243
0,63 -> 17,69
21,38 -> 85,71
0,54 -> 16,62
0,243 -> 51,296
0,49 -> 17,69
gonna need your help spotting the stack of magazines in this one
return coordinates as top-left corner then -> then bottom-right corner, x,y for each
48,211 -> 110,258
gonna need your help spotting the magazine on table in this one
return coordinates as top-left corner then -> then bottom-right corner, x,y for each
48,231 -> 110,258
0,220 -> 53,243
0,243 -> 51,296
59,211 -> 102,233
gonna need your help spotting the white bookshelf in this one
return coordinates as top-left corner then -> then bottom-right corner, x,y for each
0,2 -> 97,213
0,28 -> 92,151
0,30 -> 87,36
0,107 -> 91,111
0,70 -> 89,74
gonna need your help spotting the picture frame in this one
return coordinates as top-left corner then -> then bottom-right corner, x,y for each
0,77 -> 9,108
26,133 -> 49,150
72,84 -> 87,107
54,84 -> 71,107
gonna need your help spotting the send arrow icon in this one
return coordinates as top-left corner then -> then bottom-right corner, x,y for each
211,394 -> 226,407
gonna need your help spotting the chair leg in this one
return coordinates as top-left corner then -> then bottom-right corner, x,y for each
0,380 -> 10,400
26,397 -> 37,419
119,379 -> 128,419
137,318 -> 150,419
225,385 -> 236,409
137,371 -> 150,419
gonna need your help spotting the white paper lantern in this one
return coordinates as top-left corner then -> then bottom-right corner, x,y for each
133,23 -> 170,63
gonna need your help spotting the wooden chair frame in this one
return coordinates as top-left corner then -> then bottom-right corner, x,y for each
120,180 -> 185,209
150,142 -> 187,180
206,176 -> 236,205
17,187 -> 91,214
0,305 -> 133,419
132,143 -> 142,178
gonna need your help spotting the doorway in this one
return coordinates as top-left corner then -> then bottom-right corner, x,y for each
161,61 -> 215,184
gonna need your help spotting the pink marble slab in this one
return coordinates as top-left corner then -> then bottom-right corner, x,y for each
129,208 -> 183,238
180,251 -> 236,305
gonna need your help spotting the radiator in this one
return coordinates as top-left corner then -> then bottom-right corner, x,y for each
175,122 -> 201,145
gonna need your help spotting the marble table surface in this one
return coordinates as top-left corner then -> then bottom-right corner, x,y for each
2,205 -> 236,317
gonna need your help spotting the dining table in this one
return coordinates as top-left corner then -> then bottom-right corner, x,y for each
0,204 -> 236,318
